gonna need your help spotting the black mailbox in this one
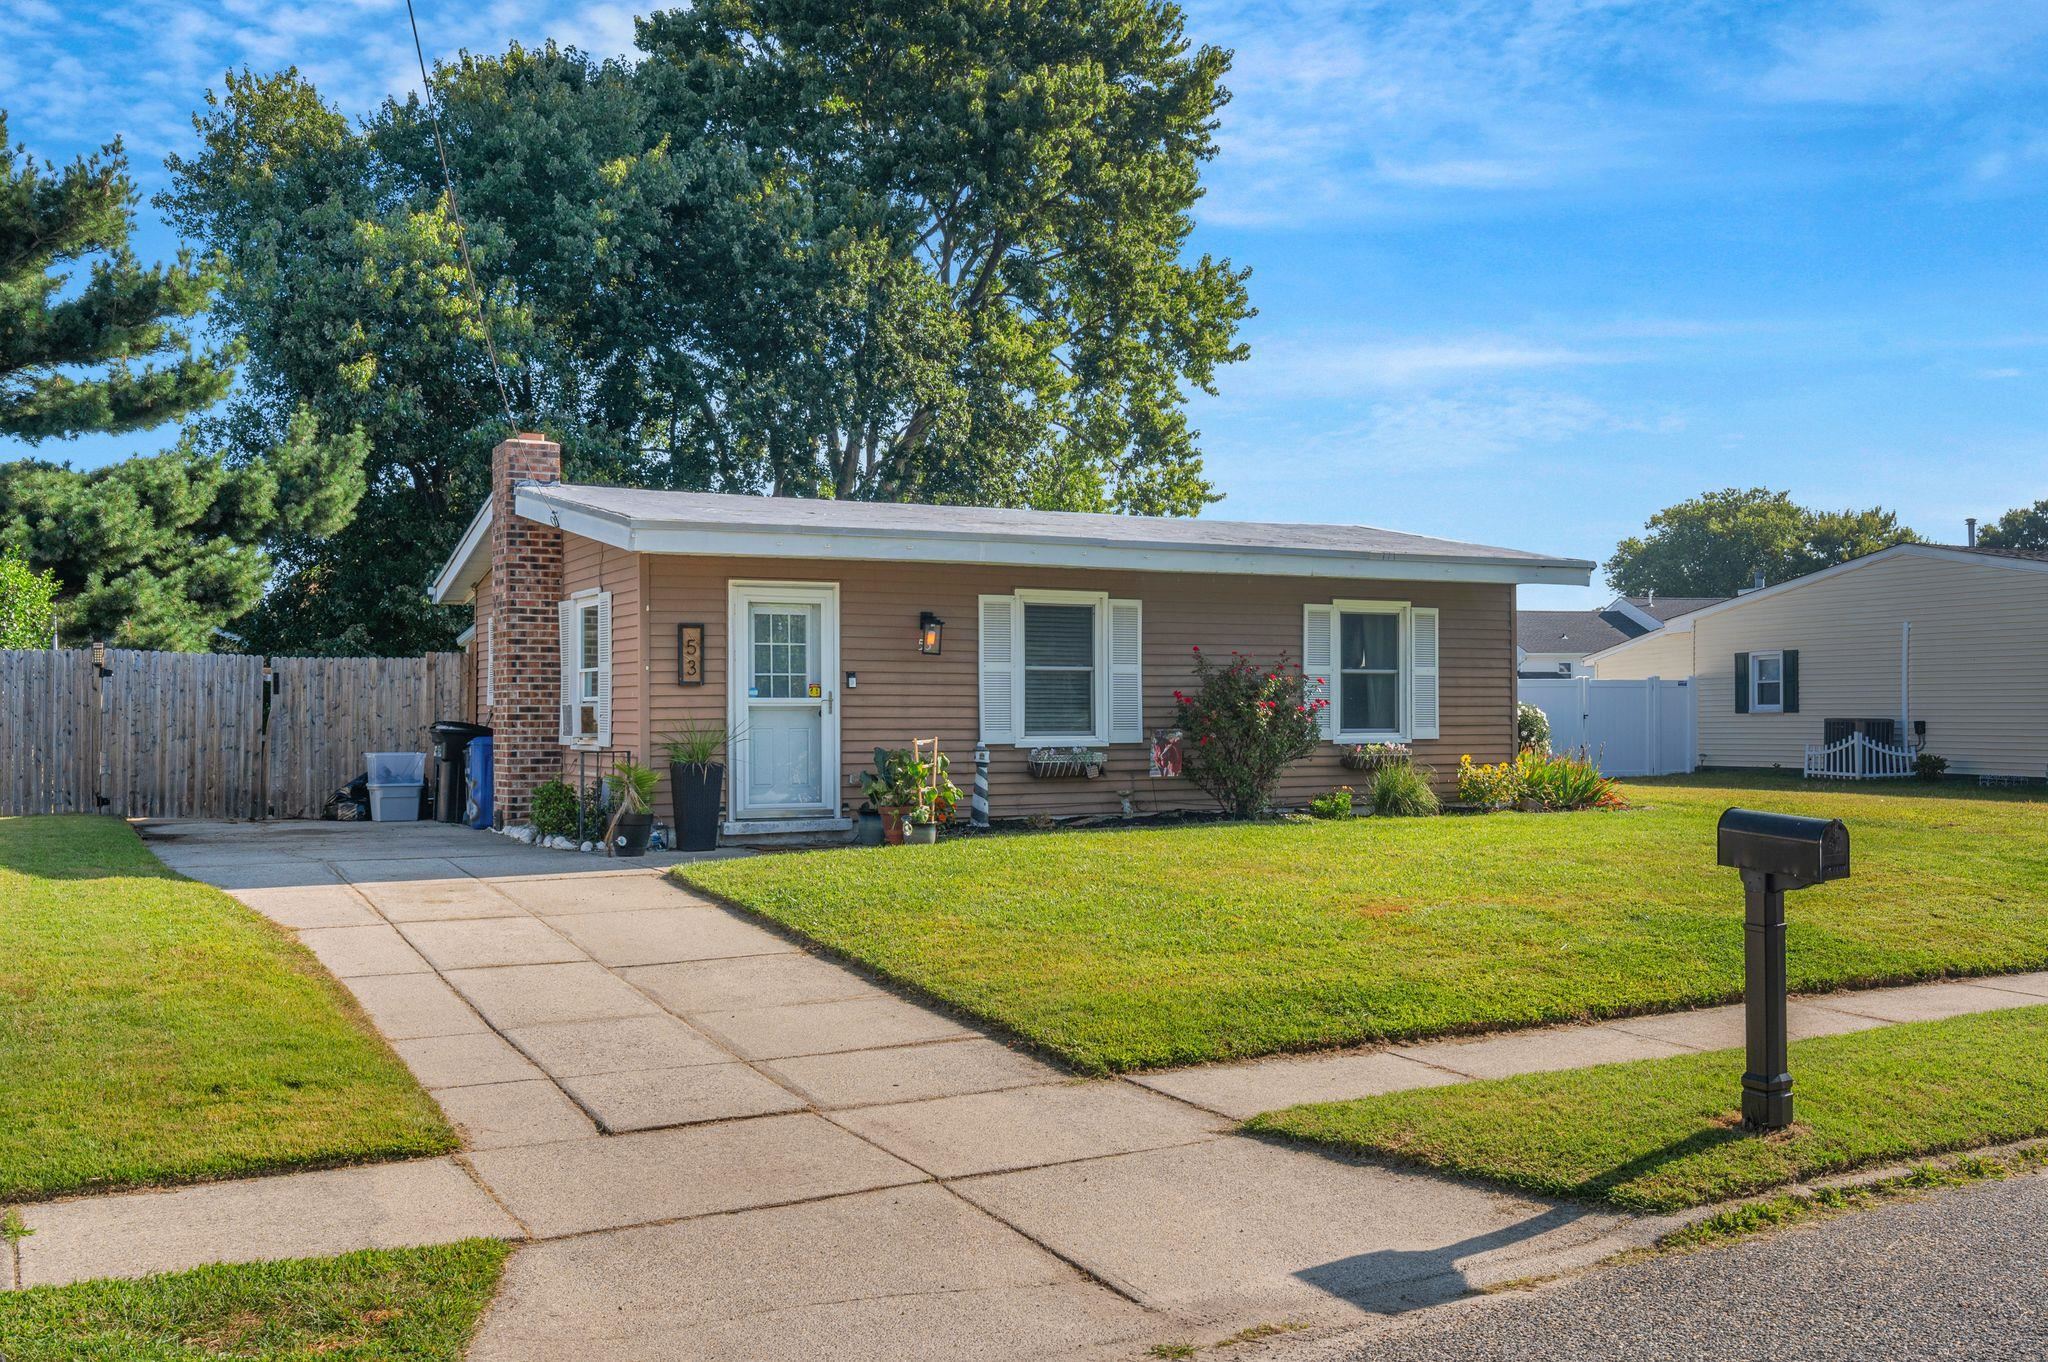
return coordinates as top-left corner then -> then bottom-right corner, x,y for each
1716,809 -> 1849,889
1716,806 -> 1852,1132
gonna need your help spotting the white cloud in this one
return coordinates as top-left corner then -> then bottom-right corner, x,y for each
1249,336 -> 1611,394
1751,0 -> 2048,105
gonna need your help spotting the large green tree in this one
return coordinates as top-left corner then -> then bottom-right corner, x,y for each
1,113 -> 366,649
0,113 -> 230,439
1606,488 -> 1919,597
1978,499 -> 2048,552
161,2 -> 1250,653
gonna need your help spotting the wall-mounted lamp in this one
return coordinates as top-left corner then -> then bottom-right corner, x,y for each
90,639 -> 111,678
918,611 -> 944,655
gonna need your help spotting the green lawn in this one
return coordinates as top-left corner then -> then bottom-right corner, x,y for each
0,816 -> 454,1202
1246,1005 -> 2048,1212
677,775 -> 2048,1072
0,1240 -> 508,1361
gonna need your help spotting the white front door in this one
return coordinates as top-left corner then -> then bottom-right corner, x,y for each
728,583 -> 840,820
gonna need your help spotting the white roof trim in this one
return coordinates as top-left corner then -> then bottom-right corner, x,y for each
453,623 -> 476,647
1582,543 -> 2048,664
1602,596 -> 1664,633
511,486 -> 1593,587
430,503 -> 493,604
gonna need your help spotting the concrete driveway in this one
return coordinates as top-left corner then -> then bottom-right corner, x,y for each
139,818 -> 1648,1361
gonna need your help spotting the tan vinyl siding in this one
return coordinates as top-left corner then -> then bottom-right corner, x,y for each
1588,627 -> 1693,681
560,532 -> 644,757
637,554 -> 1514,817
1691,552 -> 2048,777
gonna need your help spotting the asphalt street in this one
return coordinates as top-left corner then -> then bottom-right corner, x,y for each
1327,1171 -> 2048,1362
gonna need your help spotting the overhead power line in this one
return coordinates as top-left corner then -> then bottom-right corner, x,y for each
403,0 -> 518,429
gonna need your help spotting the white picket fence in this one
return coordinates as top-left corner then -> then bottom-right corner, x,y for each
1517,676 -> 1697,777
1803,732 -> 1918,780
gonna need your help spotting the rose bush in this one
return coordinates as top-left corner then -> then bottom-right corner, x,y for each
1173,648 -> 1326,817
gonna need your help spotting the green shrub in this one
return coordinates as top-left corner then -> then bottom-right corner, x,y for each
1516,702 -> 1550,753
1516,750 -> 1625,811
529,780 -> 578,838
1173,648 -> 1325,817
1914,751 -> 1949,783
1369,761 -> 1439,817
1308,786 -> 1354,819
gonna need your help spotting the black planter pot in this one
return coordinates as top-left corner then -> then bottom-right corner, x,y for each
611,811 -> 654,857
670,762 -> 724,852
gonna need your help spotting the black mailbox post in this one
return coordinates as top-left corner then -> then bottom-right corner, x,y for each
1716,808 -> 1850,1130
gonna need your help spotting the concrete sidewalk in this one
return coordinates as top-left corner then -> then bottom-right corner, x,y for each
13,818 -> 2046,1361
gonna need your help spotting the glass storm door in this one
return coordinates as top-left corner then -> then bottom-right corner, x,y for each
731,586 -> 838,819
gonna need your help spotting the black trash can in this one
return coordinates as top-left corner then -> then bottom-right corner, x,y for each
431,720 -> 493,823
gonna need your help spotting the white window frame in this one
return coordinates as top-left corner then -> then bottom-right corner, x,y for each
1750,650 -> 1785,714
1332,599 -> 1408,743
1014,588 -> 1111,748
562,588 -> 609,747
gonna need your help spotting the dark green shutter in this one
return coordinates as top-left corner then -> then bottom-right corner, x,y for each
1782,650 -> 1799,713
1734,652 -> 1750,713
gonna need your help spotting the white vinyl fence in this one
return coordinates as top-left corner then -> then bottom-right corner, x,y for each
1804,732 -> 1917,780
1519,676 -> 1697,777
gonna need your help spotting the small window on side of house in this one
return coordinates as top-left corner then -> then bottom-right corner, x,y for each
1751,650 -> 1784,713
576,600 -> 602,735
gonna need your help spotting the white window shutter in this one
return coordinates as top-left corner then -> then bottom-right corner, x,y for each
595,591 -> 614,746
1410,606 -> 1440,740
483,617 -> 494,709
557,600 -> 577,742
1303,604 -> 1335,739
979,595 -> 1017,743
1109,599 -> 1143,743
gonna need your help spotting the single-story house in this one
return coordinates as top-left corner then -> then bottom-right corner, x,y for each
1516,593 -> 1725,678
431,435 -> 1591,834
1588,541 -> 2048,778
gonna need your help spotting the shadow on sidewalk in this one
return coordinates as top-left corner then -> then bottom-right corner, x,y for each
1295,1202 -> 1603,1314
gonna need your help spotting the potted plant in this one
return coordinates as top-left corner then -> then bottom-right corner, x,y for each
660,720 -> 731,852
854,800 -> 886,846
859,749 -> 915,845
860,746 -> 962,845
605,758 -> 660,857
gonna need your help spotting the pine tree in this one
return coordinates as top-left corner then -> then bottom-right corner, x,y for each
0,113 -> 367,649
1,113 -> 233,439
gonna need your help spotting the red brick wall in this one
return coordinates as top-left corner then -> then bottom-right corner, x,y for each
484,435 -> 564,821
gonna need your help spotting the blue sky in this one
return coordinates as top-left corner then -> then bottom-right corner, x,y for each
7,1 -> 2047,608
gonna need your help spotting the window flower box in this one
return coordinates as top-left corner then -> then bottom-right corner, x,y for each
1027,746 -> 1108,779
1340,742 -> 1411,773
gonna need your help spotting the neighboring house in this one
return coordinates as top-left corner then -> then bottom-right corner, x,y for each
1588,542 -> 2048,778
1516,595 -> 1725,677
432,435 -> 1591,833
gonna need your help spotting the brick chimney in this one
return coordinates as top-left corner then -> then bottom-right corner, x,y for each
487,434 -> 564,822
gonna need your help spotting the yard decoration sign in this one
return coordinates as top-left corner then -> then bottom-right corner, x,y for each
1150,728 -> 1184,779
678,624 -> 705,685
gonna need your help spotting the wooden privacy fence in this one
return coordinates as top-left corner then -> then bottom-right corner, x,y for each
1,648 -> 464,819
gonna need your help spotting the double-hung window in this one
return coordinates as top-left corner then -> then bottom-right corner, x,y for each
1750,651 -> 1784,713
1022,601 -> 1098,741
1303,599 -> 1440,743
978,591 -> 1144,747
1338,609 -> 1402,736
558,591 -> 612,745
